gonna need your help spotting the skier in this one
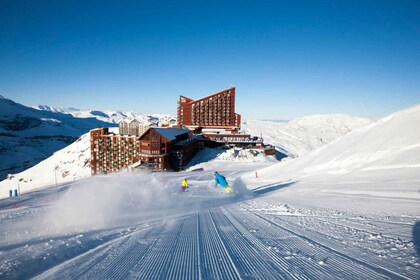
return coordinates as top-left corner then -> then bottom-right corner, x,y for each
181,178 -> 188,192
214,171 -> 232,193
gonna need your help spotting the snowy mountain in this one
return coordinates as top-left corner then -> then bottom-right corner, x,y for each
242,114 -> 372,157
243,104 -> 420,198
0,96 -> 114,180
33,105 -> 176,125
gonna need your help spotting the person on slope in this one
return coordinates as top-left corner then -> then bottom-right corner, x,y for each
181,178 -> 188,192
214,172 -> 232,193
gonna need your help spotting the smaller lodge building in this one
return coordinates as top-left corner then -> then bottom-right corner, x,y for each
90,126 -> 198,175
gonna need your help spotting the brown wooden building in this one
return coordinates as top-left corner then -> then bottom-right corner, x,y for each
138,127 -> 198,171
90,127 -> 198,175
90,128 -> 140,175
177,87 -> 241,133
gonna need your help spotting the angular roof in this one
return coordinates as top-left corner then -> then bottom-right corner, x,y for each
152,127 -> 190,141
181,87 -> 235,105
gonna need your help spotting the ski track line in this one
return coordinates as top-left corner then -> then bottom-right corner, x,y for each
33,223 -> 160,279
247,209 -> 411,280
164,213 -> 200,279
77,234 -> 134,279
196,213 -> 202,280
230,206 -> 354,279
34,233 -> 131,280
221,207 -> 323,280
305,214 -> 413,239
231,207 -> 380,279
83,228 -> 158,280
276,213 -> 411,253
200,210 -> 242,279
213,208 -> 301,280
130,217 -> 186,279
270,214 -> 418,280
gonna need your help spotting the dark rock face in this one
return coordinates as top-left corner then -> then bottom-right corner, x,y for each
0,115 -> 42,131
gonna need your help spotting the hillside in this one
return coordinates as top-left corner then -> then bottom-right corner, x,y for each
243,104 -> 420,199
0,96 -> 114,180
242,114 -> 372,157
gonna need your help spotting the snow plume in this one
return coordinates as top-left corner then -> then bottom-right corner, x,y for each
45,172 -> 174,234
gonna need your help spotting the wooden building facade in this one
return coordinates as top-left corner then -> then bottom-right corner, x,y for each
138,127 -> 198,171
177,87 -> 241,132
90,128 -> 140,175
90,127 -> 198,175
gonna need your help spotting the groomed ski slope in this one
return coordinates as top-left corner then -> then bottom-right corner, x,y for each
0,166 -> 419,279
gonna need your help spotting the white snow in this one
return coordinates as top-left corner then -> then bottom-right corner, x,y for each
32,105 -> 175,125
242,114 -> 371,157
242,104 -> 420,189
0,104 -> 419,279
0,133 -> 92,199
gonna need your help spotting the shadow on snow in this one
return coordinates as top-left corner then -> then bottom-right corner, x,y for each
413,221 -> 420,258
252,181 -> 297,197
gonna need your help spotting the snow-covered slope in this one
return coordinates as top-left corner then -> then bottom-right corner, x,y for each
1,105 -> 419,279
33,105 -> 176,125
244,104 -> 420,197
242,114 -> 372,157
0,96 -> 114,179
0,131 -> 92,199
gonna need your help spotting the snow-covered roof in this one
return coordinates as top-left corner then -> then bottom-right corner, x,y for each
152,127 -> 190,141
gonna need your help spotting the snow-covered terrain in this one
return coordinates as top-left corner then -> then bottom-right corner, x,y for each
0,132 -> 92,199
243,104 -> 420,191
0,104 -> 419,279
242,114 -> 371,157
33,105 -> 175,125
1,103 -> 371,199
0,96 -> 114,180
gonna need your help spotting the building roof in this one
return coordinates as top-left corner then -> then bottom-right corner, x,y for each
181,87 -> 235,105
152,127 -> 190,141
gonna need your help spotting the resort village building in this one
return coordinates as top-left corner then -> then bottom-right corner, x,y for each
90,126 -> 198,174
118,119 -> 149,137
177,87 -> 241,133
90,127 -> 140,175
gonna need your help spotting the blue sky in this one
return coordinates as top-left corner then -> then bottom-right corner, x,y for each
1,0 -> 419,120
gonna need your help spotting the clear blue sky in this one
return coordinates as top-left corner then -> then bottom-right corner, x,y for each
1,0 -> 419,120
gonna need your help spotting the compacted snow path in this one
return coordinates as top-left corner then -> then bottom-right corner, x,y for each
0,171 -> 419,279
